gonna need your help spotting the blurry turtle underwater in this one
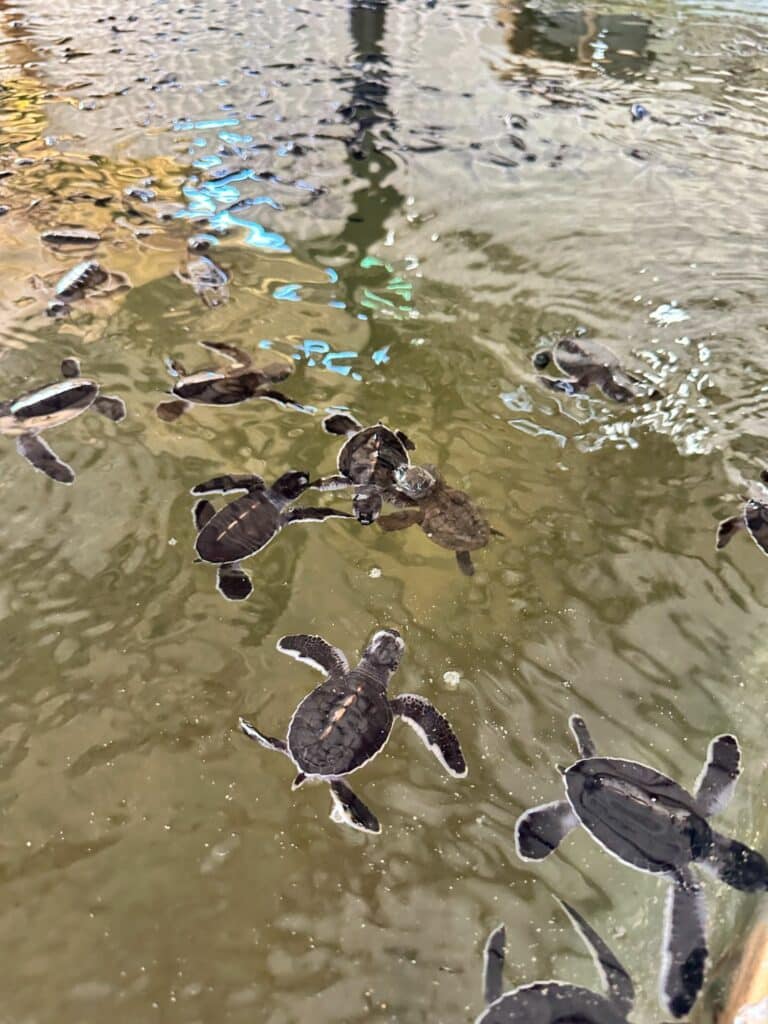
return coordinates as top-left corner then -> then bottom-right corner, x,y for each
1,0 -> 768,1023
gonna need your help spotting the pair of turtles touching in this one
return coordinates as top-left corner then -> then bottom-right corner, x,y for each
515,715 -> 768,1019
534,337 -> 661,404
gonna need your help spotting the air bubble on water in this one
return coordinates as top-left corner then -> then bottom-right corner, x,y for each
443,670 -> 461,688
168,537 -> 177,546
369,567 -> 382,579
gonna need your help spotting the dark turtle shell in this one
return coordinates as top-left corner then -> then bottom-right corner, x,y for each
195,492 -> 280,564
338,424 -> 410,488
422,487 -> 491,553
478,983 -> 628,1024
553,337 -> 618,376
565,757 -> 713,875
287,672 -> 393,777
9,379 -> 97,425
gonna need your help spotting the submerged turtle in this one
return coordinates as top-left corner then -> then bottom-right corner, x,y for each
312,412 -> 416,524
476,899 -> 634,1024
378,464 -> 499,577
716,470 -> 768,555
177,254 -> 229,307
533,337 -> 660,403
515,715 -> 768,1018
192,469 -> 353,600
238,627 -> 466,833
157,341 -> 306,421
0,358 -> 126,484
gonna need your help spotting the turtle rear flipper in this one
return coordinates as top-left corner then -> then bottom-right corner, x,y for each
693,734 -> 741,817
660,871 -> 707,1020
716,514 -> 744,549
93,395 -> 126,422
482,925 -> 506,1005
61,357 -> 80,378
217,562 -> 253,601
456,550 -> 475,576
156,398 -> 190,421
277,633 -> 350,677
515,800 -> 579,861
705,832 -> 768,892
329,780 -> 380,834
569,714 -> 597,758
198,340 -> 251,368
323,412 -> 362,436
17,433 -> 74,484
390,693 -> 467,778
192,474 -> 265,495
557,899 -> 634,1015
238,717 -> 288,754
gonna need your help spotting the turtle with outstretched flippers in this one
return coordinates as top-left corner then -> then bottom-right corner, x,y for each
312,412 -> 416,524
533,337 -> 661,403
0,358 -> 126,484
476,899 -> 634,1023
515,715 -> 768,1019
716,470 -> 768,555
238,628 -> 466,833
379,464 -> 500,577
157,341 -> 306,421
192,469 -> 353,600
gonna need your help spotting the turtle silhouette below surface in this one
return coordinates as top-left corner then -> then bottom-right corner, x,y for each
192,469 -> 353,600
0,357 -> 126,484
476,899 -> 634,1024
157,341 -> 306,421
312,412 -> 416,524
378,464 -> 501,576
515,715 -> 768,1019
716,470 -> 768,555
533,336 -> 661,403
238,628 -> 466,833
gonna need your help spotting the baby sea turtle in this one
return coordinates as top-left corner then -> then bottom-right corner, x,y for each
313,412 -> 416,524
177,254 -> 229,307
156,341 -> 305,421
238,628 -> 466,833
533,337 -> 660,403
192,469 -> 353,600
379,464 -> 499,576
476,899 -> 634,1024
0,358 -> 126,484
515,715 -> 768,1018
716,470 -> 768,555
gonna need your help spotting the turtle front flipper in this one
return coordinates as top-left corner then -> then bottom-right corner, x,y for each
238,717 -> 289,754
396,429 -> 416,451
705,832 -> 768,892
482,925 -> 506,1005
745,501 -> 768,554
277,634 -> 350,676
284,506 -> 355,525
193,499 -> 215,531
329,780 -> 380,834
660,870 -> 708,1019
16,433 -> 74,484
199,340 -> 251,368
693,734 -> 741,817
156,398 -> 191,421
377,509 -> 424,532
353,485 -> 382,525
514,800 -> 579,861
93,395 -> 127,422
217,562 -> 253,601
716,514 -> 745,549
557,899 -> 634,1016
569,714 -> 597,758
456,550 -> 475,576
323,412 -> 363,436
389,694 -> 467,778
256,388 -> 309,413
61,357 -> 80,378
309,474 -> 351,492
192,474 -> 265,495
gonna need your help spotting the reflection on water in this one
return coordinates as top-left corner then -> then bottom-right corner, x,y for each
2,0 -> 768,1021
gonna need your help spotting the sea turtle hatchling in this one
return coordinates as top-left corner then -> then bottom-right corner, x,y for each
0,357 -> 126,484
176,254 -> 229,307
192,469 -> 353,600
156,341 -> 306,421
515,715 -> 768,1018
378,464 -> 500,577
311,412 -> 416,524
238,628 -> 466,833
533,337 -> 661,403
476,899 -> 634,1024
716,470 -> 768,555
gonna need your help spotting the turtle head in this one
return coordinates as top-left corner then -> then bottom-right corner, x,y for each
532,348 -> 551,370
271,470 -> 312,501
363,629 -> 405,674
393,464 -> 437,500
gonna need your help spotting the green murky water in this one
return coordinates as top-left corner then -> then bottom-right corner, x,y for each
2,0 -> 768,1020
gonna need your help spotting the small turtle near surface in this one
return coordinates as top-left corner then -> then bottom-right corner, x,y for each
0,358 -> 126,484
515,715 -> 768,1018
156,341 -> 306,421
238,628 -> 466,833
177,254 -> 229,307
192,469 -> 353,601
716,470 -> 768,555
533,336 -> 661,403
378,464 -> 500,577
312,411 -> 416,524
475,899 -> 634,1024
